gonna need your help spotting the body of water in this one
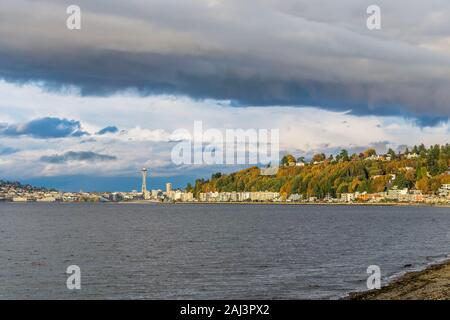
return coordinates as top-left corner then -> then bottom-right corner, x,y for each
0,203 -> 449,299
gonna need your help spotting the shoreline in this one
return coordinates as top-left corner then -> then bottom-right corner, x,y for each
346,258 -> 450,300
2,200 -> 449,208
117,201 -> 450,208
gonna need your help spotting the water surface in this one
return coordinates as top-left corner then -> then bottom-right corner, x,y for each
0,203 -> 449,299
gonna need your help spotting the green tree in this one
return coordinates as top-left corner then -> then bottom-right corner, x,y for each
337,149 -> 349,162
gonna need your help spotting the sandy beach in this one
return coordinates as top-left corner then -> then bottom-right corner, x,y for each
347,259 -> 450,300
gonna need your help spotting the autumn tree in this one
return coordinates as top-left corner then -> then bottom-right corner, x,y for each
312,153 -> 326,163
281,154 -> 296,166
363,148 -> 377,158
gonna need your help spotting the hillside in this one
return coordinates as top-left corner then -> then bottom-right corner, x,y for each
0,180 -> 53,192
189,144 -> 450,199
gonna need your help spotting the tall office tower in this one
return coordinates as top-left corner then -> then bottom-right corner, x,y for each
141,168 -> 148,194
166,182 -> 172,194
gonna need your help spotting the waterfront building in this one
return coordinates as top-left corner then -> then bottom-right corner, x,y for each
36,197 -> 56,202
181,192 -> 194,202
287,193 -> 302,202
387,187 -> 408,200
438,184 -> 450,198
151,189 -> 163,199
12,197 -> 28,202
341,193 -> 356,202
250,191 -> 280,202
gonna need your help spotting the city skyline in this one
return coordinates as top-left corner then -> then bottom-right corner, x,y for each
2,146 -> 449,204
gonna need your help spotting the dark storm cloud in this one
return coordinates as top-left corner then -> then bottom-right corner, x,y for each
0,117 -> 89,138
40,151 -> 117,163
1,0 -> 450,125
412,115 -> 449,127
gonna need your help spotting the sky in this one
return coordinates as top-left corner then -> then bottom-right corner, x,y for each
0,0 -> 449,191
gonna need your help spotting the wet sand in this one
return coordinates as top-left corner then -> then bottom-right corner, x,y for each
347,259 -> 450,300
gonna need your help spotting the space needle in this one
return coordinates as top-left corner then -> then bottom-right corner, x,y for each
141,168 -> 148,195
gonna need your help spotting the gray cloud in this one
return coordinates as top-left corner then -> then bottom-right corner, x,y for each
292,141 -> 392,160
40,151 -> 117,163
0,146 -> 19,156
0,117 -> 88,138
96,126 -> 119,135
80,138 -> 97,144
1,0 -> 450,124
